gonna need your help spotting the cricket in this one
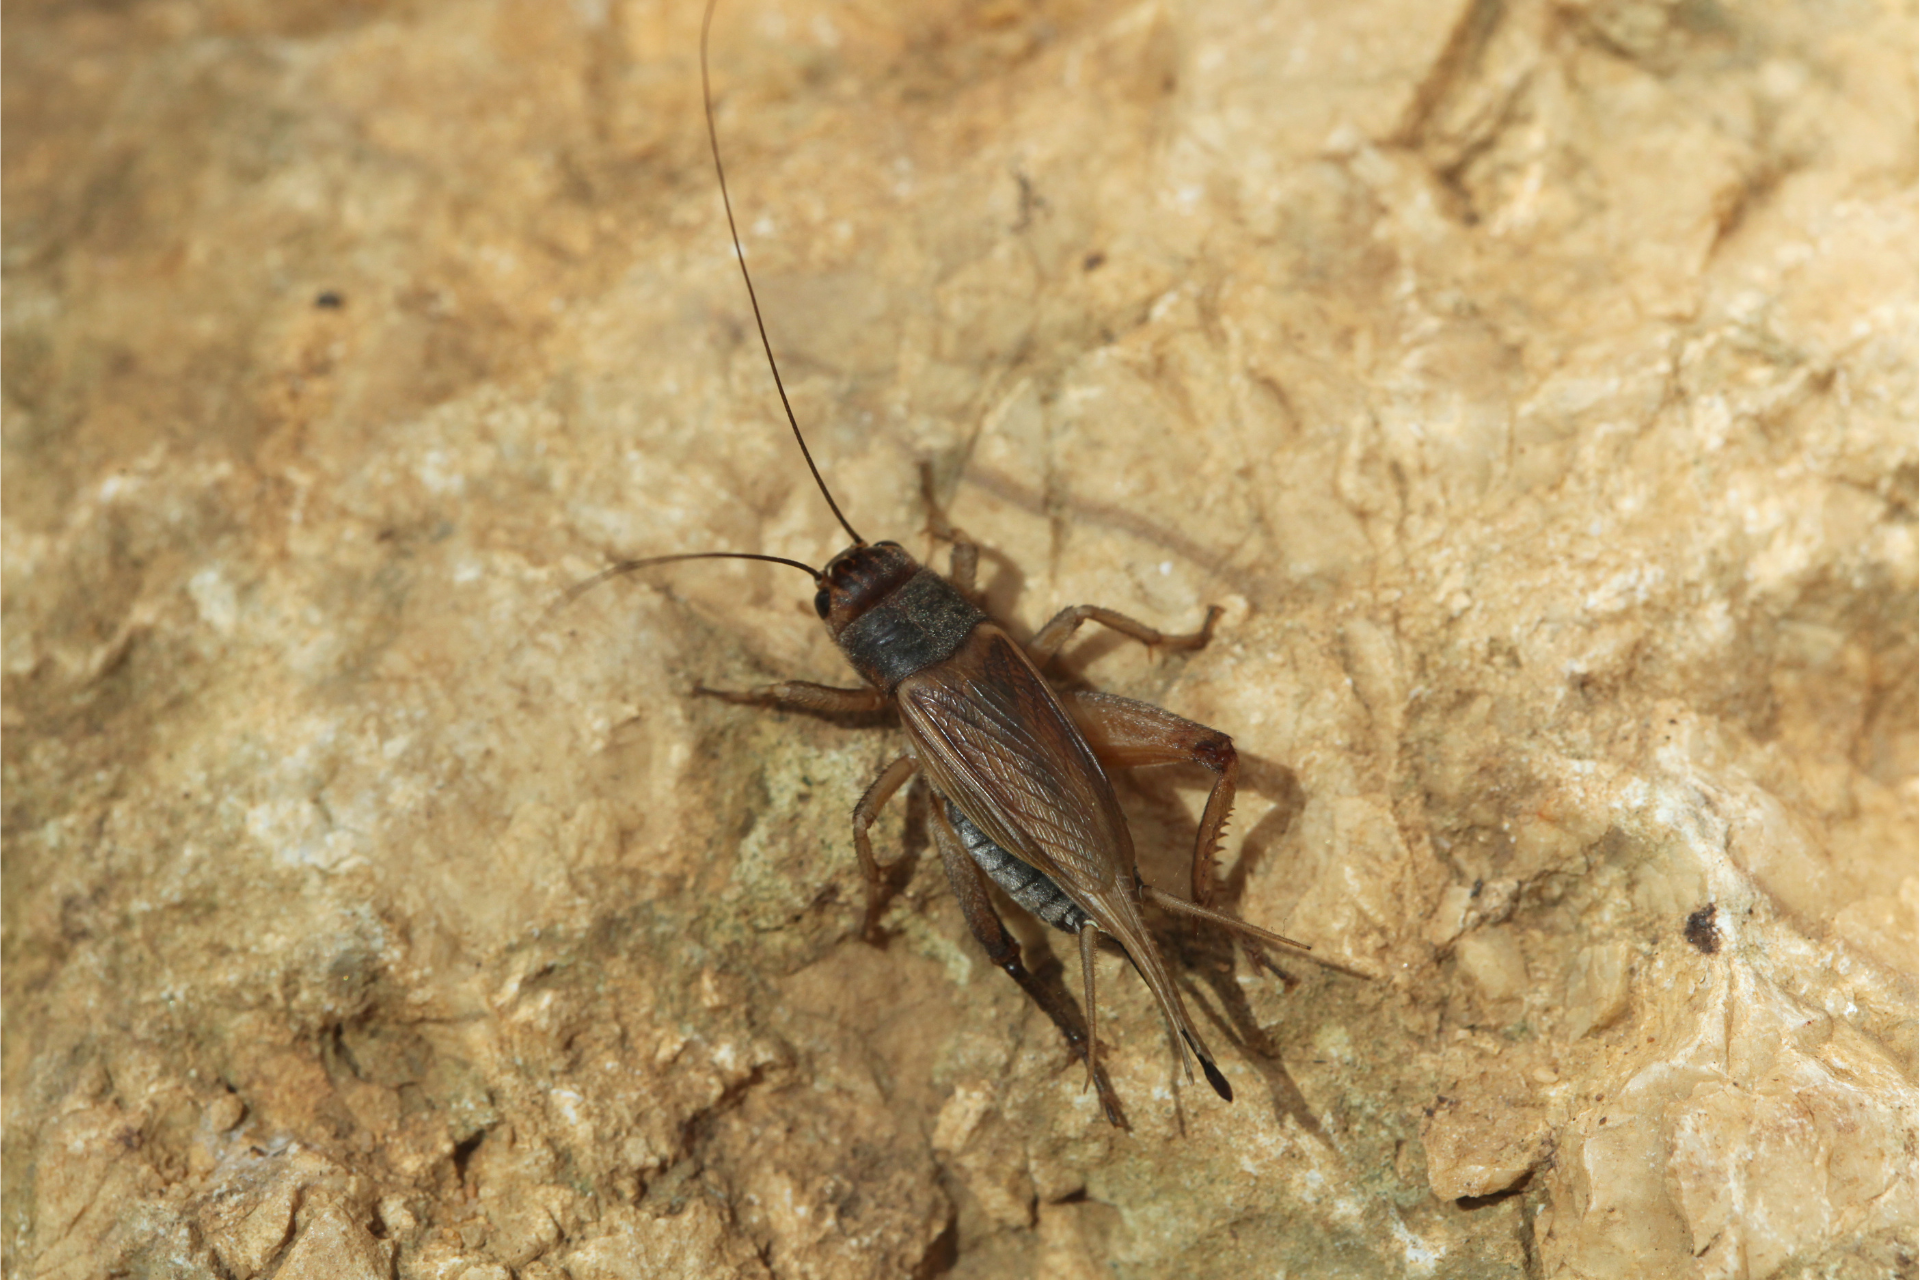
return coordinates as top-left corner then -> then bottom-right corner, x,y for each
567,0 -> 1318,1126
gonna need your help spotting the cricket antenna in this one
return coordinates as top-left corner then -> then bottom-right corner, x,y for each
543,550 -> 821,627
700,0 -> 865,547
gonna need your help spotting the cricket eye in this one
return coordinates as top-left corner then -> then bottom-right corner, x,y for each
813,587 -> 831,619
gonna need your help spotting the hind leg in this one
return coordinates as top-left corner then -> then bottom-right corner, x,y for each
1058,691 -> 1237,911
1057,690 -> 1312,973
930,803 -> 1129,1130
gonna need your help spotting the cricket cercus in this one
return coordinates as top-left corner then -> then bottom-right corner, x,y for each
564,0 -> 1322,1127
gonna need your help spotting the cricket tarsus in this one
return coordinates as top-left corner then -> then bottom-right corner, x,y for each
700,0 -> 862,547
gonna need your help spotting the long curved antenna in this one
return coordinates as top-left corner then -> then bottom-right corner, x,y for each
701,0 -> 864,546
547,551 -> 821,625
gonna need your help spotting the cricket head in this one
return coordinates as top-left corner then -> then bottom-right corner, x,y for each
814,540 -> 918,633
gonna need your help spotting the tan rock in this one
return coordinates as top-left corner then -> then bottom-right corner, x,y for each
4,0 -> 1912,1277
276,1199 -> 395,1280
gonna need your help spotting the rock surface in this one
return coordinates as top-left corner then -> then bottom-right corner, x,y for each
4,0 -> 1914,1277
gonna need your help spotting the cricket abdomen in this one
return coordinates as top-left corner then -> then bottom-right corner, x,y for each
946,800 -> 1090,934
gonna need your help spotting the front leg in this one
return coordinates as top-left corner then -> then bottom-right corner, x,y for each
696,681 -> 888,715
1027,603 -> 1223,671
919,461 -> 978,597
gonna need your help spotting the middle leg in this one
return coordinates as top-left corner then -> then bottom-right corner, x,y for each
850,755 -> 918,941
1027,603 -> 1223,672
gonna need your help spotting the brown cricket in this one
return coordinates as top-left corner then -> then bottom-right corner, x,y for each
571,0 -> 1314,1125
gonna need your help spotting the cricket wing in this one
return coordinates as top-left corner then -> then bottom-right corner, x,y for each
897,624 -> 1234,1099
894,625 -> 1132,900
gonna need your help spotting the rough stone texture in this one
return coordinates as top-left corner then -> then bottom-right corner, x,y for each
4,0 -> 1914,1277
